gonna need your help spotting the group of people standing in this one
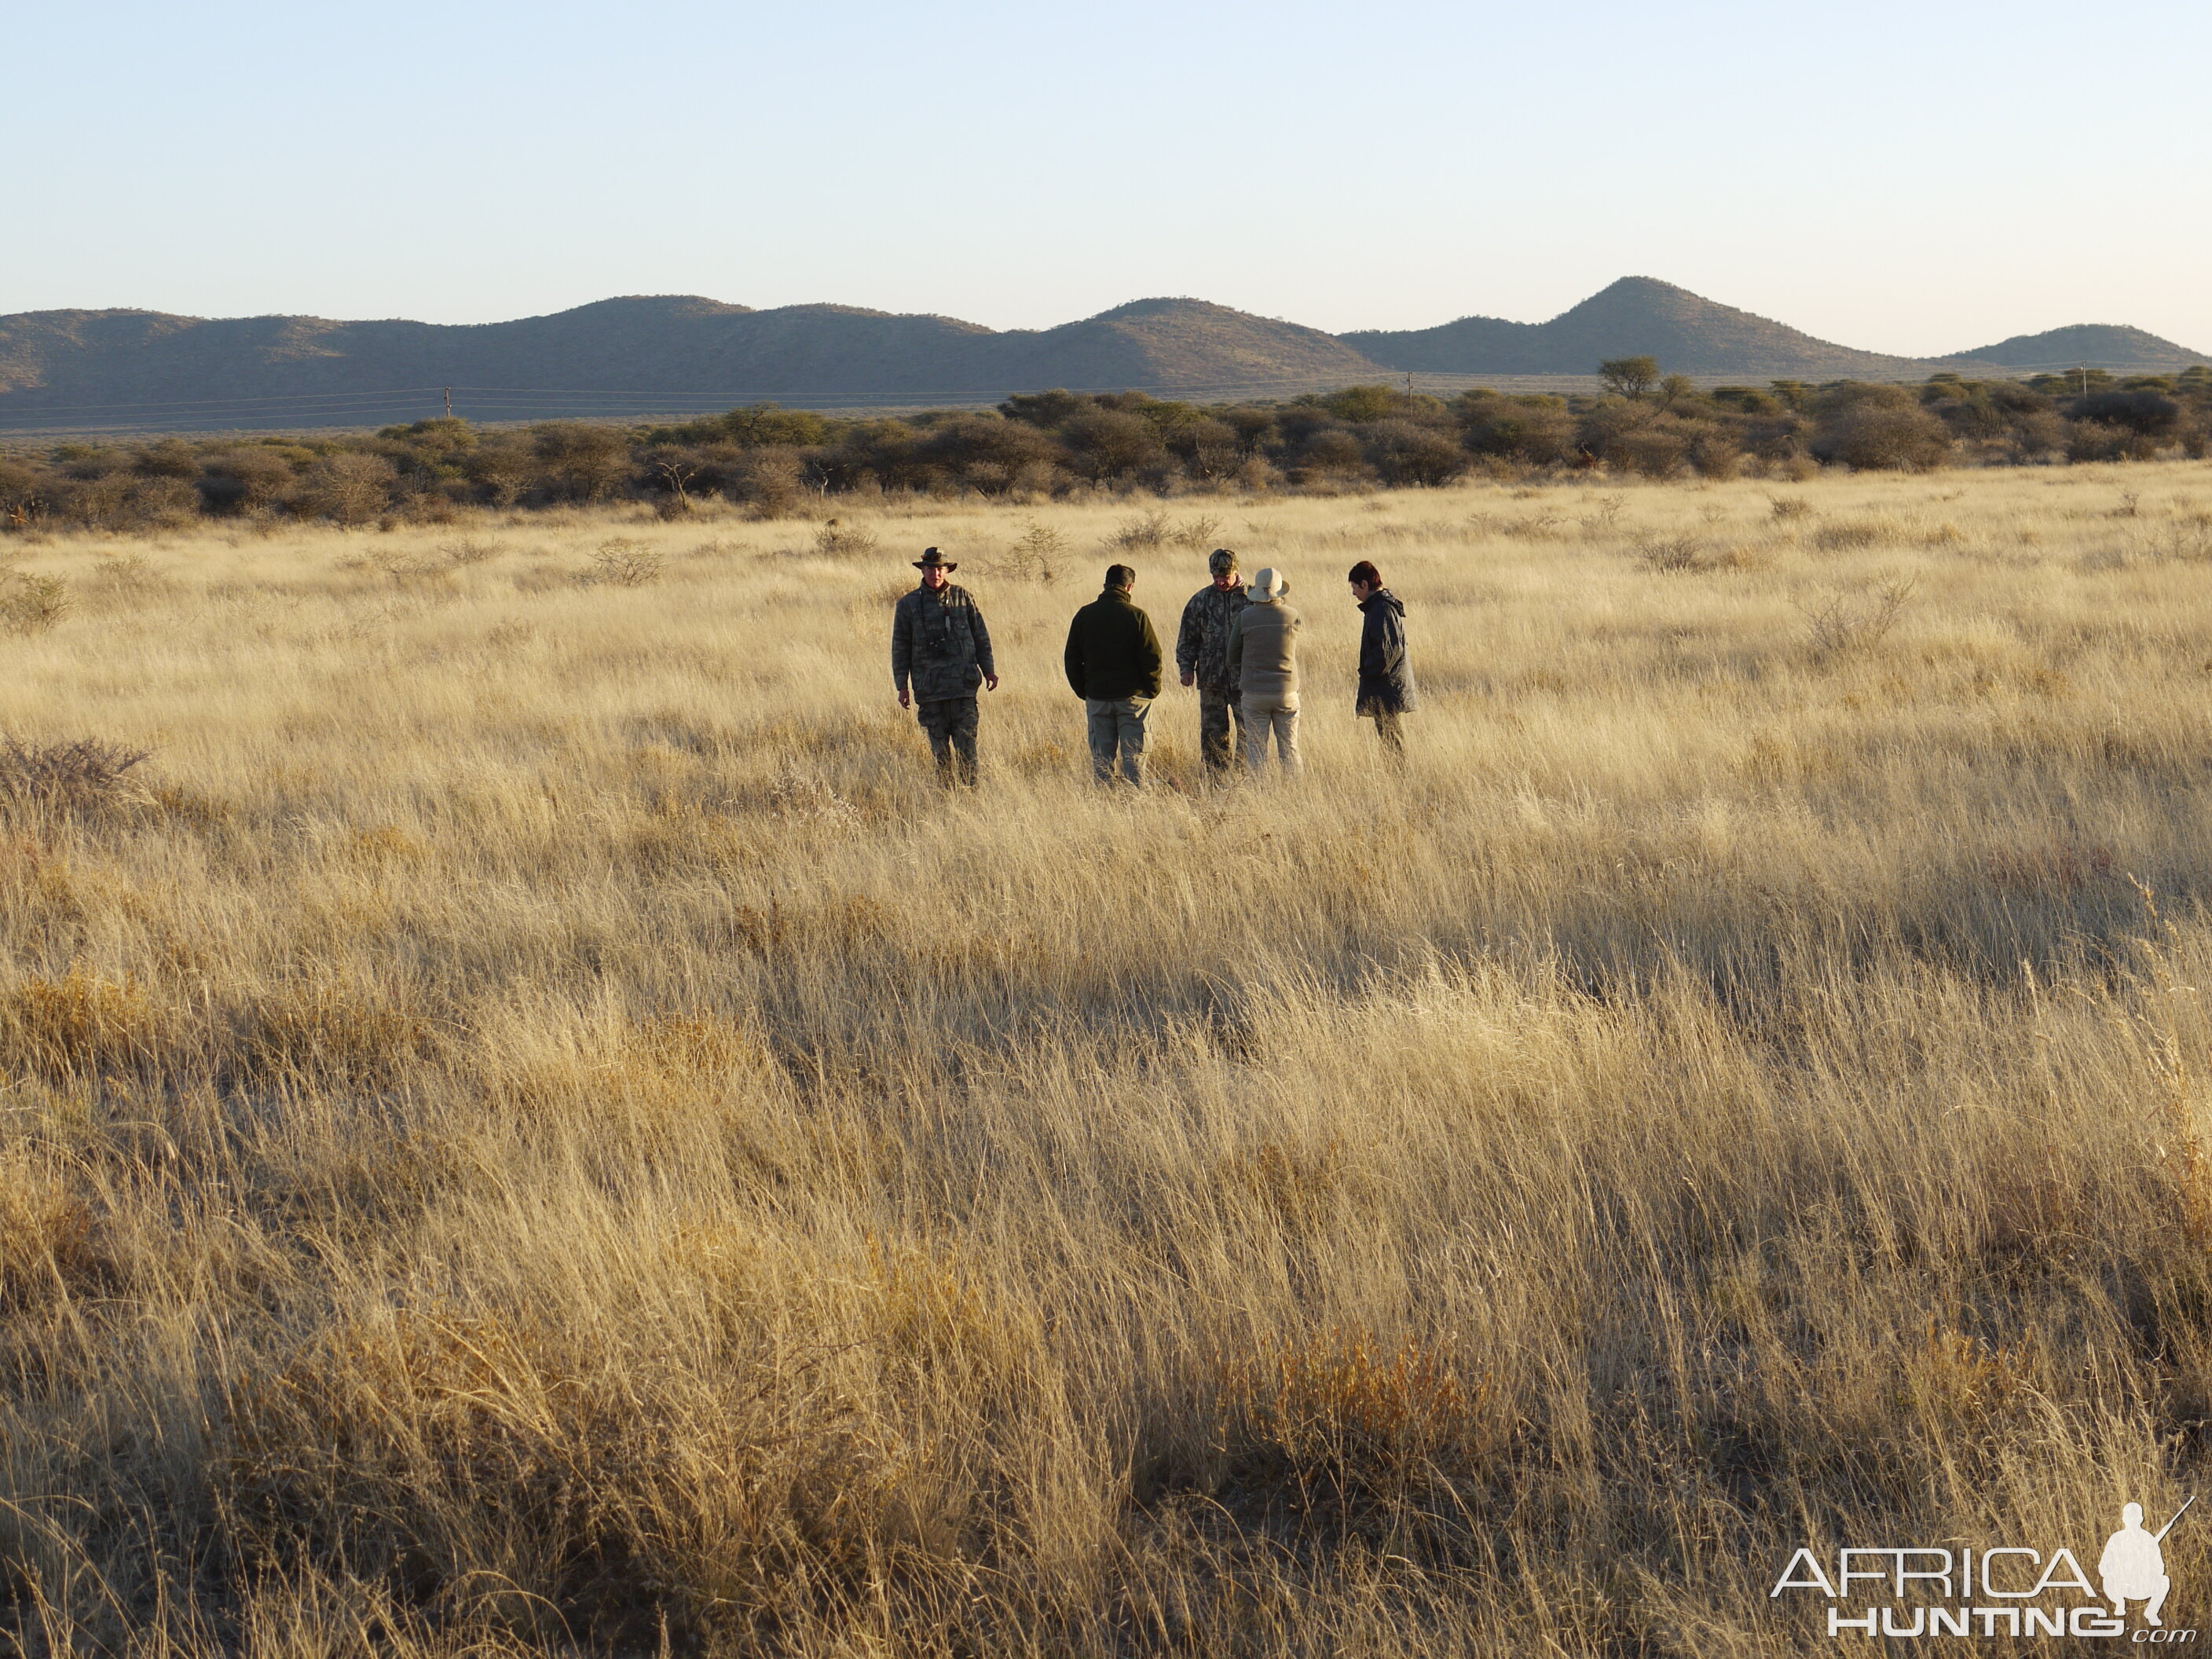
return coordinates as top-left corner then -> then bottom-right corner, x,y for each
889,545 -> 1415,788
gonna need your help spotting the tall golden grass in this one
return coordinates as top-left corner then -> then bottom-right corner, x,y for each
5,463 -> 2212,1653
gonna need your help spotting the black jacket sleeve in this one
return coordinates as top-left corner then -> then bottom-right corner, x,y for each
1137,609 -> 1164,699
1360,604 -> 1403,685
1064,610 -> 1087,698
1358,605 -> 1386,684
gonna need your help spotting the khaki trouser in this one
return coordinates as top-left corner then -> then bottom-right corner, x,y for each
1240,693 -> 1301,775
1198,688 -> 1245,775
917,697 -> 978,786
1085,696 -> 1151,786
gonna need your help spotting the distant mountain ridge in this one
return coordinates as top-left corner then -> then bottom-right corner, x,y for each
0,296 -> 1379,429
1343,277 -> 2208,379
1342,277 -> 1922,378
0,280 -> 2203,431
1932,323 -> 2210,373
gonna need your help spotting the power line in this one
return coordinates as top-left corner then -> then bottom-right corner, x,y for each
1,372 -> 1448,423
2,376 -> 1359,418
0,381 -> 1349,435
0,387 -> 449,416
7,359 -> 2196,439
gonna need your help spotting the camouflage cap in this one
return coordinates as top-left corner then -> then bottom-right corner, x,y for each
1207,548 -> 1239,576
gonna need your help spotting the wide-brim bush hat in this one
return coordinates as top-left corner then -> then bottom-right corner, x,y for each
914,547 -> 957,570
1247,567 -> 1284,599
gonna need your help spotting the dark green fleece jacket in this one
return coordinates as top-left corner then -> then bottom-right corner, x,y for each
1063,588 -> 1164,701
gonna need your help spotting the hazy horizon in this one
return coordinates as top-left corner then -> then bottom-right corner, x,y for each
11,0 -> 2208,357
13,277 -> 2205,361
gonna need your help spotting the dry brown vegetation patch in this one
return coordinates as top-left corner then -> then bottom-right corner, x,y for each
4,466 -> 2212,1652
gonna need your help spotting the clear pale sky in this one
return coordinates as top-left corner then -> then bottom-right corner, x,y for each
9,0 -> 2207,355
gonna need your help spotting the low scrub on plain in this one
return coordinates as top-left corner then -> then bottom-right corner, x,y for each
3,368 -> 2209,536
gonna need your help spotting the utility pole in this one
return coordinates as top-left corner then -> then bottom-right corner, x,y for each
443,386 -> 453,420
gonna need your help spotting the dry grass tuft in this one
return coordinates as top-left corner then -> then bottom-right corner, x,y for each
0,963 -> 170,1082
0,1155 -> 124,1314
1211,1329 -> 1497,1518
0,573 -> 71,633
586,537 -> 665,585
1810,515 -> 1902,551
236,979 -> 433,1089
812,518 -> 881,559
1796,577 -> 1916,657
0,735 -> 152,812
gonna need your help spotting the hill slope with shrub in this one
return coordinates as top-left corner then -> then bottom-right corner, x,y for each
5,281 -> 2207,434
1346,278 -> 2211,378
0,297 -> 1384,428
1933,322 -> 2210,372
993,298 -> 1378,394
1342,277 -> 1923,376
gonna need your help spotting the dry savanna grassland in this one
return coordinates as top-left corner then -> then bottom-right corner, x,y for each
7,463 -> 2212,1655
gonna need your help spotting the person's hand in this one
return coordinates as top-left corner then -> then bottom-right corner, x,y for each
985,673 -> 1000,692
898,689 -> 910,709
1179,670 -> 1195,689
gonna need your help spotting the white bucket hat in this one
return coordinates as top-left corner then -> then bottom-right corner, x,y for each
1247,567 -> 1285,600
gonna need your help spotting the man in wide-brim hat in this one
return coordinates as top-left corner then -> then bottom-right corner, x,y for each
891,547 -> 998,786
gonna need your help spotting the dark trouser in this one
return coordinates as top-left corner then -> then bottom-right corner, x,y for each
916,696 -> 978,786
1371,709 -> 1404,757
1086,696 -> 1151,786
1198,688 -> 1246,775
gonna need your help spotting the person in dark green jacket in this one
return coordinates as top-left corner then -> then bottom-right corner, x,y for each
1064,563 -> 1164,786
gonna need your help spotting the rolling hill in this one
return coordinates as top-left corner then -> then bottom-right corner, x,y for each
1344,279 -> 2210,380
1341,276 -> 1923,378
1932,322 -> 2210,373
0,280 -> 2203,433
0,296 -> 1380,430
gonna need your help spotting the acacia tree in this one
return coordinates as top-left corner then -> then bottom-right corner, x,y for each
651,455 -> 698,512
1599,356 -> 1661,400
300,452 -> 397,525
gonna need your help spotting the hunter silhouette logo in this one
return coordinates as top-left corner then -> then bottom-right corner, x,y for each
2103,1499 -> 2192,1628
1771,1496 -> 2198,1641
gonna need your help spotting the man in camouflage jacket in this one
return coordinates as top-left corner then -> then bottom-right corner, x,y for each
1175,548 -> 1250,777
892,547 -> 997,786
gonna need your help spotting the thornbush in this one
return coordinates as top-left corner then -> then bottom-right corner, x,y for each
0,364 -> 2202,537
1811,385 -> 1954,471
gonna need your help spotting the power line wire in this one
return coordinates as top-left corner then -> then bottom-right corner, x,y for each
6,361 -> 2196,438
